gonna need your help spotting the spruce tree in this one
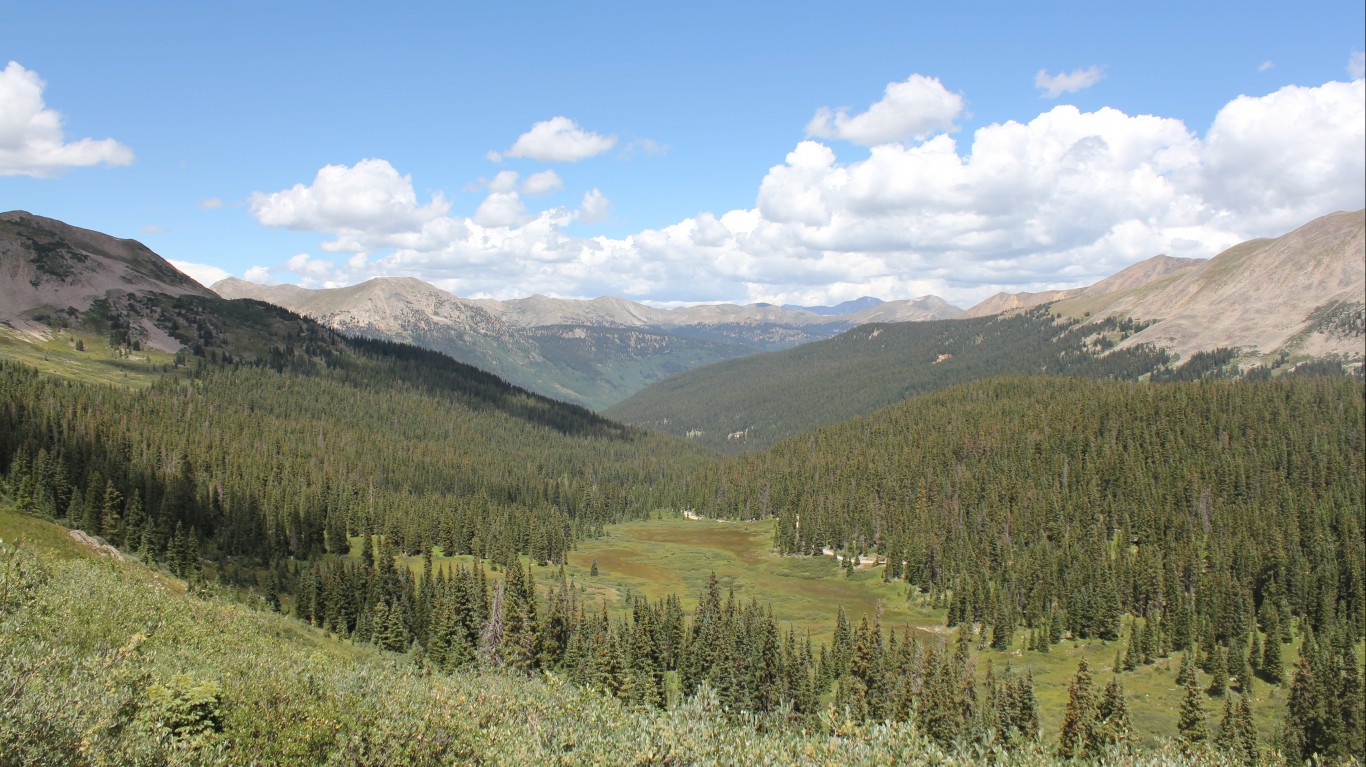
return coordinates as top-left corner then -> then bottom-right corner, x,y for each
1207,645 -> 1227,696
1177,681 -> 1208,755
1176,651 -> 1197,687
1260,622 -> 1283,684
1234,694 -> 1257,766
1092,676 -> 1131,755
1057,659 -> 1096,759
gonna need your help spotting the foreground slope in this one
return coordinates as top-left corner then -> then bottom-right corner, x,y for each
3,507 -> 1276,766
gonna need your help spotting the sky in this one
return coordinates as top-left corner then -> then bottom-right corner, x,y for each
2,2 -> 1363,308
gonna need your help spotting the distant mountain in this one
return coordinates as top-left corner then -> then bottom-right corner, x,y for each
783,296 -> 884,316
606,308 -> 1170,453
847,295 -> 965,323
214,277 -> 761,409
960,255 -> 1205,319
608,210 -> 1364,451
214,278 -> 965,408
1,211 -> 214,349
962,288 -> 1080,318
1053,209 -> 1365,364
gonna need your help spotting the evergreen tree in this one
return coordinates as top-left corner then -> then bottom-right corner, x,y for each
1057,659 -> 1096,759
1177,681 -> 1208,755
1092,676 -> 1131,755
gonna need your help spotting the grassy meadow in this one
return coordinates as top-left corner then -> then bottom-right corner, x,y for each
378,512 -> 1308,749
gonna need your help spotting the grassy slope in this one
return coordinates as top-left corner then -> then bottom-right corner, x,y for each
6,506 -> 1258,766
379,513 -> 1306,750
0,325 -> 174,389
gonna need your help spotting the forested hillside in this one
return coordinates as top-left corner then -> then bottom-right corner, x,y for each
676,375 -> 1364,760
608,308 -> 1170,452
0,332 -> 710,573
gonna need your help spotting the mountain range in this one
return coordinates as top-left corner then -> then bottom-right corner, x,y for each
211,276 -> 964,408
4,208 -> 1362,422
607,209 -> 1364,450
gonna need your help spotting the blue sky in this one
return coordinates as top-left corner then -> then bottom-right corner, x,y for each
2,1 -> 1363,307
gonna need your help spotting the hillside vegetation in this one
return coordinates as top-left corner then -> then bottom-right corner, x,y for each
607,308 -> 1169,452
2,506 -> 1340,766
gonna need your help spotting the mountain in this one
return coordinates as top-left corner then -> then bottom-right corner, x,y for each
962,287 -> 1081,318
1053,209 -> 1365,363
783,296 -> 884,315
214,278 -> 964,408
605,308 -> 1170,453
608,211 -> 1364,452
1,211 -> 214,349
213,277 -> 762,409
847,295 -> 965,323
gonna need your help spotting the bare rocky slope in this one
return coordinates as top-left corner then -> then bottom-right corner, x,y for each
1,211 -> 215,349
1053,209 -> 1365,363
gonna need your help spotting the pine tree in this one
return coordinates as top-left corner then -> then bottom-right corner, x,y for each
1260,618 -> 1283,684
1058,659 -> 1096,759
1176,651 -> 1197,687
1092,676 -> 1131,755
1177,681 -> 1208,755
1215,694 -> 1238,754
1207,645 -> 1227,696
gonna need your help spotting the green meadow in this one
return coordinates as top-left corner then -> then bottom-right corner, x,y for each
532,513 -> 1303,748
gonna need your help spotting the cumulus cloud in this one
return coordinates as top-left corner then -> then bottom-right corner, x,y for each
0,61 -> 133,177
1199,78 -> 1365,232
807,74 -> 964,145
1035,66 -> 1105,98
243,265 -> 276,284
578,188 -> 611,223
1351,51 -> 1365,80
169,260 -> 232,288
248,158 -> 450,251
245,76 -> 1365,305
502,116 -> 616,162
522,169 -> 563,196
474,191 -> 527,227
199,197 -> 224,210
1258,60 -> 1275,73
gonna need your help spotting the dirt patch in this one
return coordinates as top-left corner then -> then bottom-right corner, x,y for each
67,529 -> 124,561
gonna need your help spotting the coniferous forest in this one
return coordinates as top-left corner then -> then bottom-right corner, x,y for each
1,310 -> 1363,765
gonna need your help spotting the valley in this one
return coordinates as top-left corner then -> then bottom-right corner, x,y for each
0,210 -> 1363,765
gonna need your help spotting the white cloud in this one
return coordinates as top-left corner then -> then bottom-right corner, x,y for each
622,138 -> 669,158
522,169 -> 563,196
169,259 -> 232,288
1199,79 -> 1365,233
199,197 -> 224,210
807,74 -> 964,146
243,266 -> 276,284
139,224 -> 168,235
248,158 -> 450,249
1258,60 -> 1275,73
284,252 -> 336,279
484,169 -> 519,193
245,77 -> 1365,306
0,61 -> 133,177
502,116 -> 616,162
578,188 -> 611,223
1035,66 -> 1105,98
1351,51 -> 1365,80
474,191 -> 527,227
